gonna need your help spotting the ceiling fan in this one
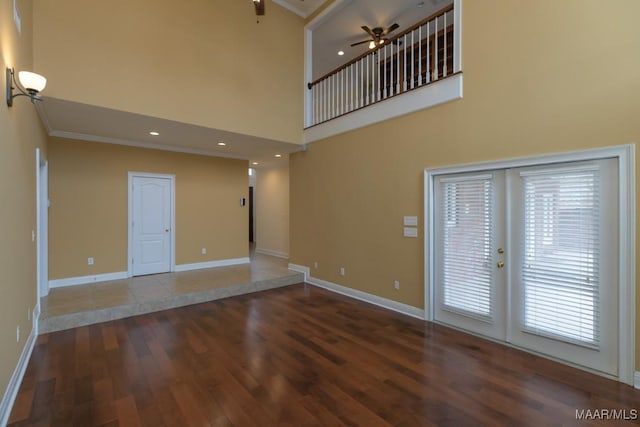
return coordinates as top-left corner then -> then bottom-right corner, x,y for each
252,0 -> 265,16
351,23 -> 400,49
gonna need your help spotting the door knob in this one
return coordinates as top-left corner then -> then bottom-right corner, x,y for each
165,228 -> 170,232
497,248 -> 504,254
497,261 -> 505,268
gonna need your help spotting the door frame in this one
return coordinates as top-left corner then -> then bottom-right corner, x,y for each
424,144 -> 635,385
127,172 -> 176,277
36,148 -> 49,302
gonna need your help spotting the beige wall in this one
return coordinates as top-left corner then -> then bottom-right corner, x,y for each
33,0 -> 304,144
290,0 -> 640,368
48,138 -> 249,279
256,165 -> 290,257
0,0 -> 48,405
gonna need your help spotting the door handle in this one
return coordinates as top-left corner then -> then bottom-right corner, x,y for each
497,261 -> 505,268
165,228 -> 170,232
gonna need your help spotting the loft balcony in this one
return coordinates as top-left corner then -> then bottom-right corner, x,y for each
304,1 -> 463,143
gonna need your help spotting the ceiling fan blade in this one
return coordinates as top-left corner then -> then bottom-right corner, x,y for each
350,39 -> 372,47
382,23 -> 399,36
361,25 -> 376,38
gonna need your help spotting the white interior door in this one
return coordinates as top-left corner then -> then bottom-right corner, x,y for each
432,159 -> 619,376
131,175 -> 173,276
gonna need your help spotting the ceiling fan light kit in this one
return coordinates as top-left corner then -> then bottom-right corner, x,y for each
351,23 -> 400,49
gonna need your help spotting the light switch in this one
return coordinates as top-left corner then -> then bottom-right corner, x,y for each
403,216 -> 418,226
403,227 -> 418,238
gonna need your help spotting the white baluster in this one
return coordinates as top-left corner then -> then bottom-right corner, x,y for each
332,73 -> 339,118
444,11 -> 448,77
403,34 -> 407,92
372,51 -> 376,103
418,25 -> 423,86
347,65 -> 351,113
355,61 -> 359,109
341,70 -> 344,116
383,45 -> 387,99
434,16 -> 439,81
329,75 -> 332,119
366,55 -> 370,104
411,30 -> 415,90
324,78 -> 328,121
396,37 -> 400,94
426,21 -> 430,83
313,84 -> 317,125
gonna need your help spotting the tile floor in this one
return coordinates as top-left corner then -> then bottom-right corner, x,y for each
39,251 -> 304,333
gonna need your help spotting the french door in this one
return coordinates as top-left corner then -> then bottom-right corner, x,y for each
433,159 -> 618,376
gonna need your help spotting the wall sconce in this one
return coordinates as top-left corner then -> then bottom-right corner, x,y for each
6,67 -> 47,107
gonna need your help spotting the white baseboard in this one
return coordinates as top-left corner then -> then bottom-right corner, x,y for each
32,305 -> 40,337
307,275 -> 425,320
49,271 -> 128,288
0,306 -> 39,426
174,257 -> 250,272
255,248 -> 289,259
287,263 -> 309,281
634,371 -> 640,389
49,258 -> 252,288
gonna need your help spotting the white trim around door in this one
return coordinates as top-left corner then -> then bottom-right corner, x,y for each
128,172 -> 176,277
424,144 -> 636,386
36,148 -> 49,300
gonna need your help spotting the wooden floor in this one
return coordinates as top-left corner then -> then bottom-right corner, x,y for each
9,284 -> 640,426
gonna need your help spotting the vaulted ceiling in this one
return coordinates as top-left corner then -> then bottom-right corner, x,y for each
38,0 -> 448,167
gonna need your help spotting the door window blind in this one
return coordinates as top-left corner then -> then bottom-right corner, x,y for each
520,166 -> 600,348
439,175 -> 493,321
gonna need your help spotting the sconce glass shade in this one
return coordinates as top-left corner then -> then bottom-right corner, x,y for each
18,71 -> 47,93
6,67 -> 47,106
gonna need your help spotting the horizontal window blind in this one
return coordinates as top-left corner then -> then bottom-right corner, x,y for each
520,167 -> 600,348
439,176 -> 493,321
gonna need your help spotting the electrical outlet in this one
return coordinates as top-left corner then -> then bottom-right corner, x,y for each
88,257 -> 94,266
31,229 -> 35,242
339,267 -> 345,276
201,248 -> 207,255
16,326 -> 20,342
314,261 -> 318,269
27,308 -> 30,321
394,280 -> 400,290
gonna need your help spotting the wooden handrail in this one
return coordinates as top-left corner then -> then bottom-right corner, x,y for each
307,3 -> 454,89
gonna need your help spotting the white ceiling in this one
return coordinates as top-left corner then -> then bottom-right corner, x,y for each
274,0 -> 326,18
35,0 -> 451,167
311,0 -> 452,80
38,98 -> 301,168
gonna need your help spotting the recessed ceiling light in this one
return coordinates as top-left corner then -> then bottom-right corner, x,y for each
252,162 -> 259,165
217,142 -> 226,146
338,50 -> 344,56
149,131 -> 160,136
275,154 -> 282,158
